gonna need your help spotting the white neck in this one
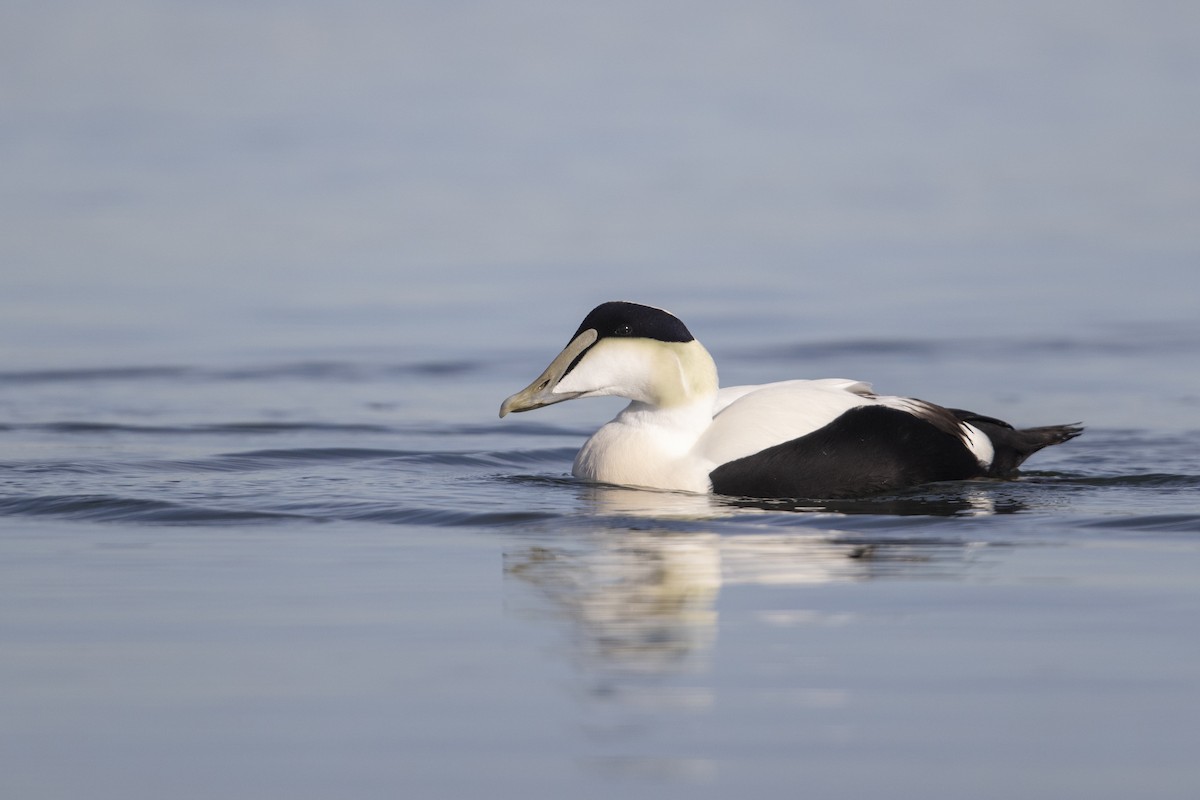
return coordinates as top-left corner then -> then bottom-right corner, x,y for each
564,337 -> 723,493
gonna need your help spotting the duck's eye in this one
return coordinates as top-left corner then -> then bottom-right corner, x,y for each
615,323 -> 633,336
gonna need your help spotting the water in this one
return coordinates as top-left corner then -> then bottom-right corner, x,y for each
3,2 -> 1200,798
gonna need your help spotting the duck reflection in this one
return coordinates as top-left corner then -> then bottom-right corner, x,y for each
504,480 -> 1017,770
576,482 -> 728,519
504,527 -> 938,675
576,480 -> 1024,519
505,533 -> 722,673
504,525 -> 976,756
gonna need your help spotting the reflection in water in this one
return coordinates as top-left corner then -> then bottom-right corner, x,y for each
577,480 -> 1024,519
577,483 -> 729,519
505,527 -> 978,775
505,528 -> 975,674
505,533 -> 722,674
727,488 -> 1010,516
510,481 -> 997,700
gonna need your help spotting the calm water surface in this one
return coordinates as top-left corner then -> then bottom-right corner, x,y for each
3,329 -> 1199,799
3,2 -> 1200,798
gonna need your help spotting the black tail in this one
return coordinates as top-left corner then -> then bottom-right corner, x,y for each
949,410 -> 1083,477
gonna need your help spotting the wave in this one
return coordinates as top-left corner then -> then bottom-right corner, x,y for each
169,446 -> 575,472
13,421 -> 397,435
0,492 -> 562,527
0,359 -> 485,385
162,447 -> 420,472
1037,473 -> 1200,490
1080,514 -> 1200,533
0,494 -> 312,524
276,500 -> 562,526
745,328 -> 1200,363
0,366 -> 192,383
0,446 -> 576,476
4,420 -> 591,438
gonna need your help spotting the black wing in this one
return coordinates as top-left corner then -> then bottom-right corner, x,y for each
709,405 -> 985,500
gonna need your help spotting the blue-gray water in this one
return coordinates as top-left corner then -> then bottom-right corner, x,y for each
3,2 -> 1200,798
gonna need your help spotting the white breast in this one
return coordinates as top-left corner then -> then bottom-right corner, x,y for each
572,401 -> 716,493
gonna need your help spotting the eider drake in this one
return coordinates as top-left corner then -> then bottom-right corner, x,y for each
499,301 -> 1082,500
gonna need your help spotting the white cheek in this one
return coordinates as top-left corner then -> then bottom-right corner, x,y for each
555,340 -> 656,400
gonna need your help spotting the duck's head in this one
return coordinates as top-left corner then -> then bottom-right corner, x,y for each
499,301 -> 719,417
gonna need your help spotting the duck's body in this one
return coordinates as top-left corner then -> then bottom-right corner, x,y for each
500,302 -> 1081,500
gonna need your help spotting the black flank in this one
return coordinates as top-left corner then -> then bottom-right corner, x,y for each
709,405 -> 986,500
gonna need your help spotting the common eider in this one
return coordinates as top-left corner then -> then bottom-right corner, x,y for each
499,301 -> 1082,500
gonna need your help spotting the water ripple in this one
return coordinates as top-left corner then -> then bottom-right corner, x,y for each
18,421 -> 396,435
0,360 -> 485,385
2,420 -> 590,438
1081,514 -> 1200,533
284,502 -> 562,526
1042,473 -> 1200,490
0,492 -> 562,527
172,446 -> 575,472
0,366 -> 191,383
0,446 -> 576,476
743,329 -> 1200,362
0,494 -> 312,524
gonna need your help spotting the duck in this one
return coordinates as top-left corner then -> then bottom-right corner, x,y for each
499,301 -> 1082,500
